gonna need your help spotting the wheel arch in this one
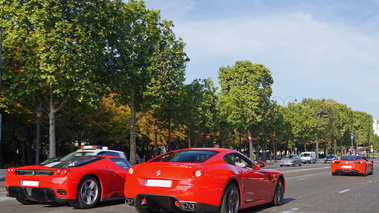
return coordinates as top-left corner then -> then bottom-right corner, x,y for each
218,178 -> 241,208
79,174 -> 103,200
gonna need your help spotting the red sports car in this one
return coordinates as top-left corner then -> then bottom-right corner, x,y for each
5,155 -> 131,208
125,148 -> 285,213
331,155 -> 374,176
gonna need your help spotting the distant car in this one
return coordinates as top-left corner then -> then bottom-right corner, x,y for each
300,152 -> 316,164
324,154 -> 339,163
331,155 -> 374,176
5,155 -> 132,208
44,145 -> 127,167
125,148 -> 285,213
280,154 -> 302,167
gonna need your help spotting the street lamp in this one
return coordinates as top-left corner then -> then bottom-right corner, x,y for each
232,131 -> 236,150
154,120 -> 159,157
271,96 -> 297,155
194,127 -> 199,147
36,105 -> 43,164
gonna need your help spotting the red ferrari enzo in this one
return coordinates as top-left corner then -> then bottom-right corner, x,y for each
331,155 -> 374,176
5,155 -> 131,208
125,148 -> 285,213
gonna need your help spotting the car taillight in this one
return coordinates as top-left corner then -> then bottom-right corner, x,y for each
354,161 -> 363,164
55,168 -> 70,175
193,169 -> 204,178
7,168 -> 15,173
332,161 -> 340,164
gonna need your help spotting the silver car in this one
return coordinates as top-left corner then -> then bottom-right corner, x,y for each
280,154 -> 302,167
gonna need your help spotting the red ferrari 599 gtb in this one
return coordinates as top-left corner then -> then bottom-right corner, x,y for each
125,148 -> 285,213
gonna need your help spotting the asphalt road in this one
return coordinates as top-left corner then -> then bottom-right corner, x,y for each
1,160 -> 378,213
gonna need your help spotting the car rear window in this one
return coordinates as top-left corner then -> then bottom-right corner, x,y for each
152,150 -> 218,163
52,156 -> 102,168
340,155 -> 362,161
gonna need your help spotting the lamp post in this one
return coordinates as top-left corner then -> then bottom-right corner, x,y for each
36,105 -> 43,164
154,120 -> 159,157
167,55 -> 190,152
271,96 -> 297,155
194,127 -> 198,147
203,134 -> 207,147
232,131 -> 236,150
350,132 -> 354,154
356,133 -> 359,155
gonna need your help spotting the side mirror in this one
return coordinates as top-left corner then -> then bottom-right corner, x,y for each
257,161 -> 266,169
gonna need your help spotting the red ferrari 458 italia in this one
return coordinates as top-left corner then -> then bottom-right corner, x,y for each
331,155 -> 374,176
125,148 -> 285,213
5,155 -> 131,208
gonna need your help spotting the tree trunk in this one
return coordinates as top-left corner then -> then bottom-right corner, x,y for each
187,129 -> 191,148
129,88 -> 137,165
248,126 -> 255,161
49,95 -> 56,158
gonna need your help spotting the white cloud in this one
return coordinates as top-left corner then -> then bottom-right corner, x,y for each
145,0 -> 379,119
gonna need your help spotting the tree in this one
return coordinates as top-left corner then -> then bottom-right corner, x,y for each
2,0 -> 115,157
219,60 -> 273,160
108,0 -> 187,164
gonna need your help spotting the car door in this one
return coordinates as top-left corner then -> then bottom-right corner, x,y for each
227,154 -> 270,204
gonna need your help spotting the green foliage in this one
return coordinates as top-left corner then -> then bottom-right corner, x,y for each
219,60 -> 273,129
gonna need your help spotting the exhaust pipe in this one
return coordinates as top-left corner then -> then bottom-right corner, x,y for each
188,203 -> 195,211
183,203 -> 196,211
125,198 -> 135,205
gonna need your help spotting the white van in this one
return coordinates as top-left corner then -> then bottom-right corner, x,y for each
300,152 -> 316,164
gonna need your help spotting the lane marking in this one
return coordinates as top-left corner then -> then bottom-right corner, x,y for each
281,166 -> 330,173
339,189 -> 350,194
282,208 -> 299,213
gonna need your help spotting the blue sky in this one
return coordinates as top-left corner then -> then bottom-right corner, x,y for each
144,0 -> 379,121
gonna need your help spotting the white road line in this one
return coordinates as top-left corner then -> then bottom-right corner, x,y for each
339,189 -> 350,194
281,166 -> 330,173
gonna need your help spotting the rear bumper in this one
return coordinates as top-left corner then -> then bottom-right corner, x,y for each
333,169 -> 361,175
7,186 -> 72,203
126,194 -> 219,213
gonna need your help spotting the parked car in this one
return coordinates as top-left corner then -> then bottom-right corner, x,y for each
40,156 -> 62,165
300,152 -> 316,164
280,154 -> 302,167
331,155 -> 374,176
44,145 -> 127,167
324,154 -> 339,163
125,148 -> 285,213
5,155 -> 132,208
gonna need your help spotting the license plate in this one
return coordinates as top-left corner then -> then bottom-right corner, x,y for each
145,179 -> 172,187
341,166 -> 352,169
21,180 -> 39,187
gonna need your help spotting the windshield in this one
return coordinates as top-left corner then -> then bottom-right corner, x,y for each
301,153 -> 310,157
60,151 -> 96,162
283,155 -> 295,159
152,150 -> 218,163
340,155 -> 362,161
52,156 -> 102,168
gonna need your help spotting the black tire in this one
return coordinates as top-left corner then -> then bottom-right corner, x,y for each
15,197 -> 38,205
280,165 -> 283,167
69,175 -> 101,209
271,179 -> 284,206
332,172 -> 337,176
219,182 -> 239,213
362,166 -> 368,176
